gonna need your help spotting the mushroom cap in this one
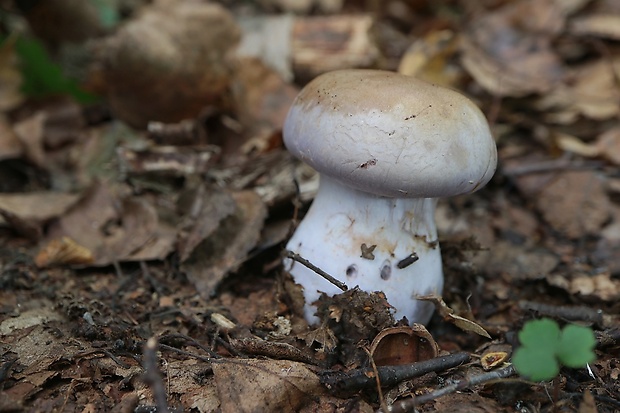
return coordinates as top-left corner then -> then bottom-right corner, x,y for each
283,70 -> 497,198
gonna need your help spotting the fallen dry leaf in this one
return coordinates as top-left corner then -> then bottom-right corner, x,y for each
299,325 -> 338,353
0,191 -> 81,223
535,171 -> 611,238
44,181 -> 174,265
480,351 -> 509,371
212,359 -> 323,413
460,0 -> 565,96
537,58 -> 620,121
548,272 -> 620,302
233,57 -> 298,150
477,240 -> 560,280
420,295 -> 491,338
398,29 -> 462,88
432,392 -> 505,413
177,185 -> 237,262
182,190 -> 267,297
167,359 -> 220,413
555,132 -> 600,158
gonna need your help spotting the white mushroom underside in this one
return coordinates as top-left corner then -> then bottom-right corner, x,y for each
284,176 -> 443,325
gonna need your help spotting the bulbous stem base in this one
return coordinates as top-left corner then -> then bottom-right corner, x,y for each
284,176 -> 444,325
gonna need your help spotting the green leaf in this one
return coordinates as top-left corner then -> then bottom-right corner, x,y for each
557,324 -> 596,368
513,319 -> 597,381
518,318 -> 561,352
12,36 -> 98,103
512,346 -> 560,381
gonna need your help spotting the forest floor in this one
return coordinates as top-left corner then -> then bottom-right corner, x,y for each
1,0 -> 619,412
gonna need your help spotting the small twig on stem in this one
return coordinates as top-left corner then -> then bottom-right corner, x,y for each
376,364 -> 516,413
143,337 -> 170,413
284,250 -> 348,292
321,352 -> 471,394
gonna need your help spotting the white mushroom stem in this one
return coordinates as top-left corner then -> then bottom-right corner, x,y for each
285,175 -> 443,325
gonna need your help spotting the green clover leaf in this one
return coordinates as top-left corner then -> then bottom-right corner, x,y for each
557,324 -> 596,368
513,319 -> 596,381
512,346 -> 560,381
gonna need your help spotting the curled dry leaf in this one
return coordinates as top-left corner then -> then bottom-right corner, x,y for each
596,127 -> 620,165
369,324 -> 439,366
479,344 -> 512,370
548,273 -> 620,302
480,351 -> 509,370
420,295 -> 491,338
537,58 -> 620,121
555,133 -> 600,158
35,236 -> 94,268
290,14 -> 378,80
553,128 -> 620,165
397,29 -> 462,88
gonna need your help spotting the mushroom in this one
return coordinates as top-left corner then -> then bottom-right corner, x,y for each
283,69 -> 497,325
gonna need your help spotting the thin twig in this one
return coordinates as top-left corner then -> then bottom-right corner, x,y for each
284,250 -> 348,291
377,364 -> 516,413
364,346 -> 388,413
143,337 -> 170,413
519,301 -> 604,326
321,352 -> 471,394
